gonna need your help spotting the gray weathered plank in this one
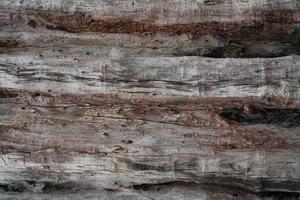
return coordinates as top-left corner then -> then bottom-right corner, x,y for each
0,0 -> 299,199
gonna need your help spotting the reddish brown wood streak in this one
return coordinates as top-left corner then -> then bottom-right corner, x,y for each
0,88 -> 296,153
32,10 -> 300,41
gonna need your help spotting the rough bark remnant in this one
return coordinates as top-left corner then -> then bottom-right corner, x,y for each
0,0 -> 299,199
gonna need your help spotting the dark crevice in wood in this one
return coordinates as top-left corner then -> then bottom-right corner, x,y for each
122,158 -> 172,172
218,103 -> 300,127
258,192 -> 300,199
2,178 -> 300,197
131,179 -> 300,198
199,46 -> 299,58
0,181 -> 96,193
0,183 -> 26,193
0,89 -> 19,98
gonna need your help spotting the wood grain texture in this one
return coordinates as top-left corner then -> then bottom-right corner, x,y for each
0,52 -> 299,97
0,0 -> 300,199
0,89 -> 299,199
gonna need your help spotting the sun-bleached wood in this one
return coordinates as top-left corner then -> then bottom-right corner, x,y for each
0,0 -> 299,199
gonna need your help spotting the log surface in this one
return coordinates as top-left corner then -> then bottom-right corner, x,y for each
0,0 -> 300,199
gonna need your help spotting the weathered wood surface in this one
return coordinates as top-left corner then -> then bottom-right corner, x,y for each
0,0 -> 300,199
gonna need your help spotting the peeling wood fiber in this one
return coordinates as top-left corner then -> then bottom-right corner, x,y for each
0,0 -> 300,199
